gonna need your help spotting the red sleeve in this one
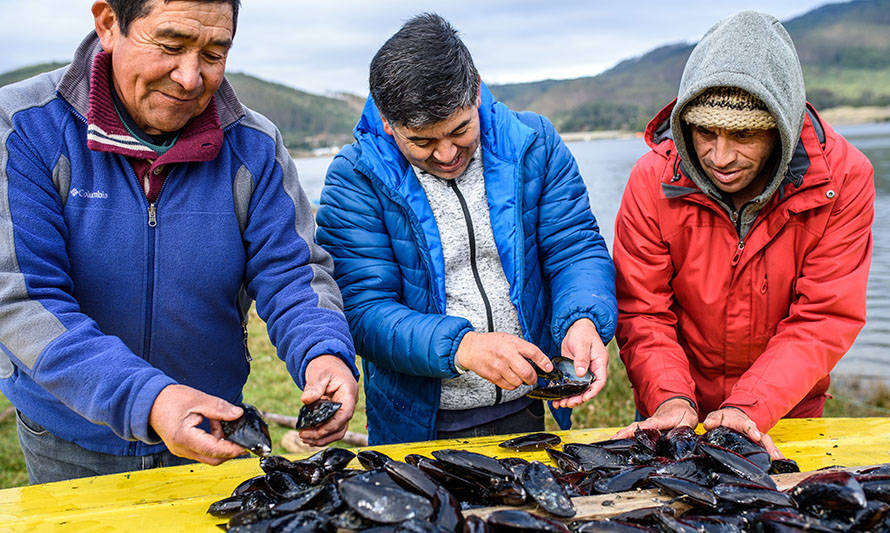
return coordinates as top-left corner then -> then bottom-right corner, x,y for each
614,152 -> 698,417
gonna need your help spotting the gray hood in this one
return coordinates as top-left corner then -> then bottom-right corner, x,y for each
670,11 -> 806,231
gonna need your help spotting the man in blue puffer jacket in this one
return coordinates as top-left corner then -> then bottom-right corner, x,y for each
0,0 -> 358,483
316,14 -> 616,445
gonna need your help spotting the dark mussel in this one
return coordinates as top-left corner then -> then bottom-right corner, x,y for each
648,475 -> 717,507
653,456 -> 711,485
383,459 -> 441,501
499,432 -> 561,451
675,515 -> 743,533
464,515 -> 490,533
221,403 -> 272,456
591,465 -> 656,494
486,509 -> 571,533
562,443 -> 631,471
207,494 -> 248,518
484,478 -> 528,507
432,486 -> 464,533
431,449 -> 514,484
357,449 -> 394,470
303,447 -> 357,474
789,470 -> 867,513
752,509 -> 839,532
702,426 -> 763,456
265,470 -> 311,500
526,356 -> 594,400
850,500 -> 890,531
856,474 -> 890,503
260,455 -> 324,485
697,441 -> 775,489
231,474 -> 271,496
521,460 -> 575,518
711,482 -> 793,508
768,458 -> 800,474
498,457 -> 531,479
295,400 -> 341,429
338,476 -> 434,523
658,426 -> 698,460
546,448 -> 582,473
574,520 -> 658,532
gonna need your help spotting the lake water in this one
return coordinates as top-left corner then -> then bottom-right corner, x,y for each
295,121 -> 890,383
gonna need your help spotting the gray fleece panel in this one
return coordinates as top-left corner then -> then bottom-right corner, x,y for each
53,154 -> 71,208
233,164 -> 253,233
0,76 -> 68,374
413,148 -> 531,409
239,108 -> 343,313
670,11 -> 806,234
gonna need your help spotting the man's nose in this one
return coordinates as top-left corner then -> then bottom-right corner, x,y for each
433,140 -> 457,163
710,134 -> 737,168
169,53 -> 203,94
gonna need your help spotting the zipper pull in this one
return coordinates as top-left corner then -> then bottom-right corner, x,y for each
731,240 -> 745,266
242,322 -> 252,362
147,203 -> 157,227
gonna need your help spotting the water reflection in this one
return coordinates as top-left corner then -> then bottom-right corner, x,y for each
297,122 -> 890,382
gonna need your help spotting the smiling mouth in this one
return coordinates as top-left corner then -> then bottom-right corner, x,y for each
434,154 -> 463,172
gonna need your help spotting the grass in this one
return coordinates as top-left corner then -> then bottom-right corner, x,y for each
1,308 -> 888,489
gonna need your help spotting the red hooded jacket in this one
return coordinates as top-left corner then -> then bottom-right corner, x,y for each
614,101 -> 874,432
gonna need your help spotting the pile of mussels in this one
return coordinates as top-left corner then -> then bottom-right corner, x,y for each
208,423 -> 890,532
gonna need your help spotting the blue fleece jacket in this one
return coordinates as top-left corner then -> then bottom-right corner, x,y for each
316,84 -> 616,445
0,33 -> 357,455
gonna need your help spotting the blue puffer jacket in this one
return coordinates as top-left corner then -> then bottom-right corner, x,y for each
316,84 -> 616,444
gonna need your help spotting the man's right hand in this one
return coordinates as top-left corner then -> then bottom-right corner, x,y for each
148,384 -> 246,465
612,397 -> 699,439
454,331 -> 552,390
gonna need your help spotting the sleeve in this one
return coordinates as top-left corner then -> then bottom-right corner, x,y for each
530,114 -> 617,345
0,127 -> 175,444
723,138 -> 874,431
613,153 -> 698,417
241,129 -> 358,388
316,150 -> 472,378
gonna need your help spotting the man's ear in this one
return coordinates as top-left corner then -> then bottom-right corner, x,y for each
92,1 -> 119,52
381,115 -> 394,137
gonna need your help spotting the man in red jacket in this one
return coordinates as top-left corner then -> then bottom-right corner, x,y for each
613,11 -> 874,458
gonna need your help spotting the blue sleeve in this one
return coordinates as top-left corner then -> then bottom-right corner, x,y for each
525,114 -> 617,344
316,150 -> 471,378
0,127 -> 174,444
240,127 -> 357,388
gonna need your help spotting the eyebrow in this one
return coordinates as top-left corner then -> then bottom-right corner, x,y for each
154,27 -> 233,49
406,119 -> 472,142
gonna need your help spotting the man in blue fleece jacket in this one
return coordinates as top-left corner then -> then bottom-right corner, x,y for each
0,0 -> 358,483
317,14 -> 616,444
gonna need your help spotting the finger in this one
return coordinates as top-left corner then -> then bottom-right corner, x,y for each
498,366 -> 525,390
742,420 -> 763,443
202,397 -> 243,422
517,342 -> 552,373
760,434 -> 784,460
612,422 -> 642,439
181,427 -> 245,462
590,341 -> 608,382
509,355 -> 540,386
301,375 -> 332,406
702,410 -> 723,430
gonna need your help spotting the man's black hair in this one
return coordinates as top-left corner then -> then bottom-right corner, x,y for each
106,0 -> 241,36
369,13 -> 479,128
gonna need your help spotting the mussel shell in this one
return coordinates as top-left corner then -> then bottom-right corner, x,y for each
702,426 -> 764,456
221,403 -> 272,457
562,443 -> 631,470
357,449 -> 393,470
698,442 -> 775,489
527,356 -> 595,400
574,519 -> 658,532
521,461 -> 575,517
855,474 -> 890,503
383,459 -> 441,500
295,400 -> 341,429
231,474 -> 271,496
207,494 -> 247,517
648,475 -> 717,507
499,432 -> 562,451
768,458 -> 800,474
338,476 -> 434,523
789,470 -> 867,512
658,426 -> 698,460
432,449 -> 514,483
591,465 -> 656,494
712,482 -> 793,507
486,509 -> 571,533
259,455 -> 324,485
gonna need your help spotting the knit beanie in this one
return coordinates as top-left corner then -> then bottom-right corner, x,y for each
681,86 -> 777,130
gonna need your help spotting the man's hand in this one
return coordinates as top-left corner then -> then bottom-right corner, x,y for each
149,384 -> 246,465
612,397 -> 699,439
552,318 -> 608,409
703,407 -> 784,460
455,331 -> 552,390
298,355 -> 359,447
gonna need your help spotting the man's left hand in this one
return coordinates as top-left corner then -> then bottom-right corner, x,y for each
551,318 -> 608,409
298,355 -> 358,447
702,407 -> 784,460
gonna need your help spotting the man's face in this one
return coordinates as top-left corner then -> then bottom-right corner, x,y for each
690,124 -> 779,201
93,0 -> 234,134
382,100 -> 481,180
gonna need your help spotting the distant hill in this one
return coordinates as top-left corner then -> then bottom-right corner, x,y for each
489,0 -> 890,132
2,0 -> 888,142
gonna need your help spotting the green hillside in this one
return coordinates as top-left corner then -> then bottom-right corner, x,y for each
490,0 -> 890,132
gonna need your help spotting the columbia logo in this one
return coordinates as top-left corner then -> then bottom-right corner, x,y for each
70,188 -> 109,199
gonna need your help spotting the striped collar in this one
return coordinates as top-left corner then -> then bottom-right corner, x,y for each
86,50 -> 222,163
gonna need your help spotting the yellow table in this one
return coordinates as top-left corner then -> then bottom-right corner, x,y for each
0,417 -> 888,532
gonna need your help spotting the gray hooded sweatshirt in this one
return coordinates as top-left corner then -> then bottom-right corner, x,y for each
670,11 -> 807,236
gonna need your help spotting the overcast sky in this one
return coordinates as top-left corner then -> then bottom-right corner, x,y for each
2,0 -> 832,96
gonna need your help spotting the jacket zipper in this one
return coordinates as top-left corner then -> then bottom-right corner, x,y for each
448,180 -> 501,405
142,173 -> 170,365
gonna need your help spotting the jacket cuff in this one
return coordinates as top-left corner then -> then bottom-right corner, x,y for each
448,326 -> 474,377
130,374 -> 178,444
296,339 -> 358,389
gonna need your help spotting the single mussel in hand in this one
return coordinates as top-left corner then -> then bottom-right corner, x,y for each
296,400 -> 341,429
221,403 -> 272,456
499,432 -> 562,451
526,357 -> 594,400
